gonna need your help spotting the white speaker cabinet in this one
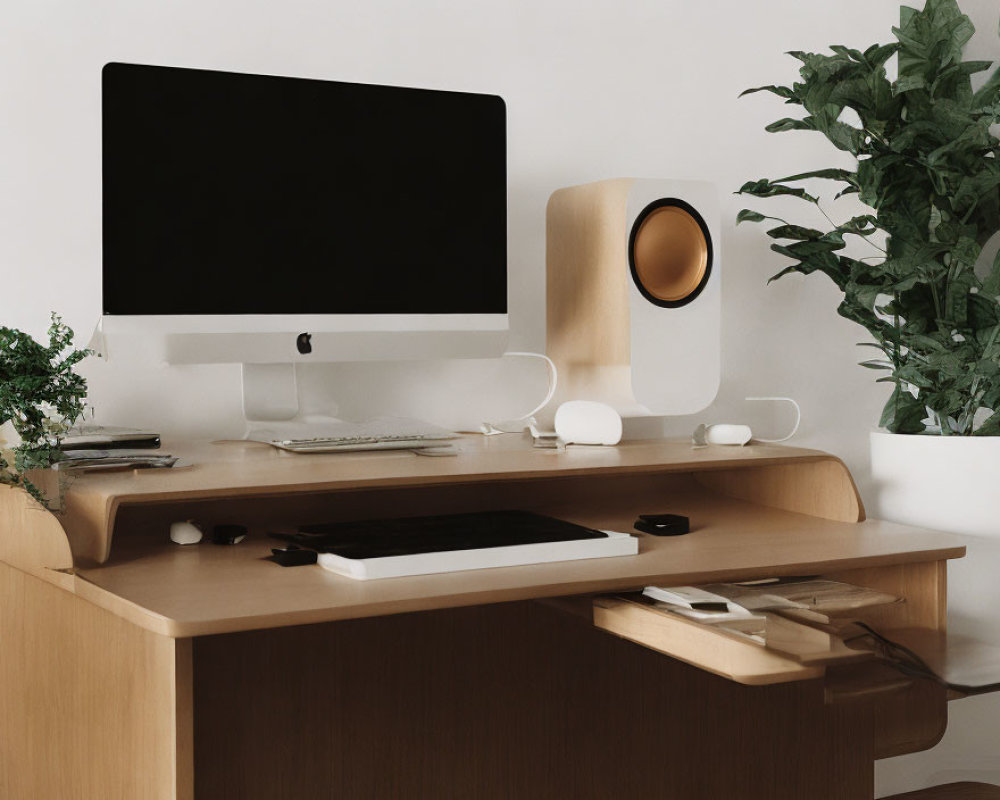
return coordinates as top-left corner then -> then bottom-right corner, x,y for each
546,178 -> 720,416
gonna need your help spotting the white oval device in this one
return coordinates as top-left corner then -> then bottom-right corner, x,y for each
554,401 -> 623,445
170,520 -> 203,545
704,424 -> 752,446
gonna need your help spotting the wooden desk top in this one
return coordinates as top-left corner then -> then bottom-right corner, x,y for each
68,435 -> 837,501
0,436 -> 965,639
70,483 -> 963,638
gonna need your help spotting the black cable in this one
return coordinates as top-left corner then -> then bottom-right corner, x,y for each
848,621 -> 1000,696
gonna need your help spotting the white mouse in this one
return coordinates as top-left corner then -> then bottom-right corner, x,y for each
554,400 -> 623,446
693,423 -> 753,447
169,520 -> 203,545
705,424 -> 753,446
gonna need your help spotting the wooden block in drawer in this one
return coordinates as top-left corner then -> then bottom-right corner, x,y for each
593,597 -> 824,686
762,612 -> 872,666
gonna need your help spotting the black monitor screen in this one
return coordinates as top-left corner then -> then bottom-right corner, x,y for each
102,63 -> 507,315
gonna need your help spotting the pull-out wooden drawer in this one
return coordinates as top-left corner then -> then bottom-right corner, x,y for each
590,572 -> 1000,761
592,595 -> 867,686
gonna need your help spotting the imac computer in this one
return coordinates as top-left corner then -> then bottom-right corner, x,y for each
101,63 -> 508,422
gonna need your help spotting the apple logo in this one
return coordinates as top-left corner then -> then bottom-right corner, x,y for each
296,332 -> 312,355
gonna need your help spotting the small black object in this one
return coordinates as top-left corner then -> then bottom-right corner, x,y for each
211,524 -> 248,545
634,513 -> 690,536
296,332 -> 313,354
689,601 -> 729,612
269,545 -> 318,567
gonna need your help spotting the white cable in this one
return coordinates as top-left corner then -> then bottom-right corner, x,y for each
505,351 -> 558,420
746,396 -> 801,443
479,351 -> 559,435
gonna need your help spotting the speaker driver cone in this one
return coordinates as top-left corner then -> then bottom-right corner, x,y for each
628,199 -> 712,307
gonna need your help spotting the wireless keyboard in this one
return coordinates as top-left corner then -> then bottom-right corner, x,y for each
274,434 -> 455,453
266,418 -> 459,454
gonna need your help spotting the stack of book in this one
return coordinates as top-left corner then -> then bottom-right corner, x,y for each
54,450 -> 177,472
56,426 -> 176,472
60,425 -> 161,450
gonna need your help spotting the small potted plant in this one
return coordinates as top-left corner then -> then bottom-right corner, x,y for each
736,0 -> 1000,536
0,314 -> 90,508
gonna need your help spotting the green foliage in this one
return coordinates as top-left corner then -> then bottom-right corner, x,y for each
0,314 -> 90,506
738,0 -> 1000,435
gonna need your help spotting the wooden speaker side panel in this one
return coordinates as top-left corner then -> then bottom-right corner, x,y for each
546,179 -> 631,369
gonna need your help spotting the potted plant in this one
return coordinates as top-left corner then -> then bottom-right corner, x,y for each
736,0 -> 1000,540
0,314 -> 90,508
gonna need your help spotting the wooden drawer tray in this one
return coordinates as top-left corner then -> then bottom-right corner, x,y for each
592,595 -> 863,685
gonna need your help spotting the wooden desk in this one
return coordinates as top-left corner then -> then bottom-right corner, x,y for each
0,436 -> 984,798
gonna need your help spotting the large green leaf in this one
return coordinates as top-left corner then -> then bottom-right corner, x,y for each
736,209 -> 767,224
765,117 -> 817,133
863,42 -> 902,69
737,179 -> 819,203
775,168 -> 857,183
879,384 -> 929,433
740,85 -> 799,101
766,224 -> 826,240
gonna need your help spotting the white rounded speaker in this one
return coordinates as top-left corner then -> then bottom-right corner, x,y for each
546,179 -> 720,415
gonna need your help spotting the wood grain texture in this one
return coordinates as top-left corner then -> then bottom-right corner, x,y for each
71,473 -> 964,637
593,596 -> 826,684
695,458 -> 865,522
863,672 -> 946,759
0,560 -> 191,800
762,610 -> 872,666
546,179 -> 632,368
0,484 -> 74,580
0,442 -> 970,797
826,561 -> 949,633
52,435 -> 853,565
590,561 -> 953,757
824,561 -> 951,759
880,783 -> 1000,799
192,601 -> 874,799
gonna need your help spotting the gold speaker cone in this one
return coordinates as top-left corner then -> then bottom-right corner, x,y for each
632,206 -> 708,303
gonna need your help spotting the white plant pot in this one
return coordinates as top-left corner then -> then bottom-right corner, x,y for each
871,430 -> 1000,538
870,429 -> 1000,639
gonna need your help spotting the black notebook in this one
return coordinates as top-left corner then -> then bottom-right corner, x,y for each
272,510 -> 637,580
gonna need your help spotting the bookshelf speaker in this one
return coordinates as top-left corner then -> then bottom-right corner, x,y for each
546,178 -> 720,415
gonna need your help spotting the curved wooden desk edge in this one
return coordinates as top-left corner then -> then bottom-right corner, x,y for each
72,530 -> 965,640
695,454 -> 865,523
0,485 -> 74,581
52,439 -> 861,567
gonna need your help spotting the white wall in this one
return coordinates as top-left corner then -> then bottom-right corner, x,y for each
2,0 -> 998,794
